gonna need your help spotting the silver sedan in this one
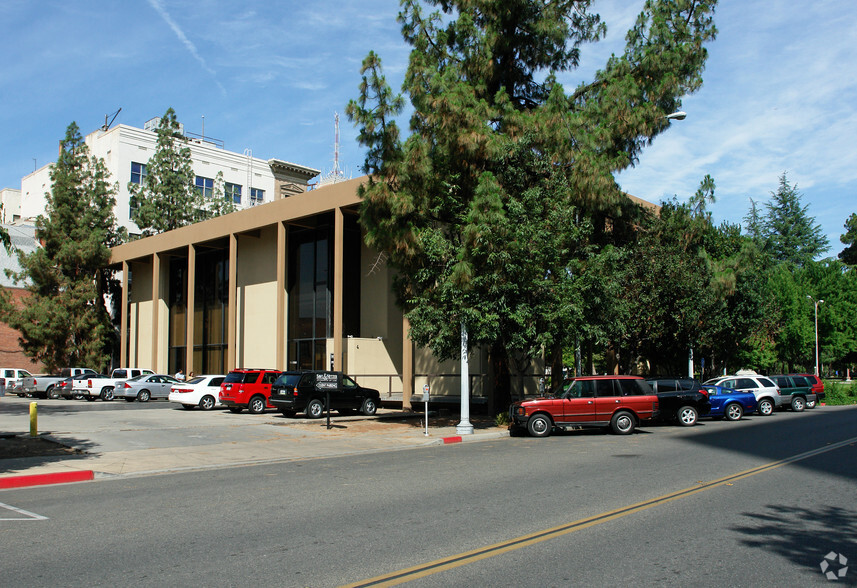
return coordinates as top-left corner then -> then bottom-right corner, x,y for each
116,374 -> 181,402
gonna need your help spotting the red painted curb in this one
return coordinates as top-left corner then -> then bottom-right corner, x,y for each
0,470 -> 94,490
442,436 -> 462,444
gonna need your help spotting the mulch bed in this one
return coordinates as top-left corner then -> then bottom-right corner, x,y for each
0,435 -> 82,460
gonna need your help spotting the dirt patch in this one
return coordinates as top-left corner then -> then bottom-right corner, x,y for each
283,413 -> 506,435
0,435 -> 82,459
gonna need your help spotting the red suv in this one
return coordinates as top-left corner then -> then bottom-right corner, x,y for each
795,373 -> 825,407
219,369 -> 282,414
509,375 -> 659,437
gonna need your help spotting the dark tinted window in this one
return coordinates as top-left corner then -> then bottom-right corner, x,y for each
654,379 -> 677,392
758,377 -> 776,388
274,374 -> 301,387
262,372 -> 279,385
565,379 -> 595,398
772,376 -> 790,387
618,379 -> 643,396
791,376 -> 809,386
595,379 -> 618,397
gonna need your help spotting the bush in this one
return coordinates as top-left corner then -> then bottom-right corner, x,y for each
494,412 -> 511,427
823,380 -> 857,405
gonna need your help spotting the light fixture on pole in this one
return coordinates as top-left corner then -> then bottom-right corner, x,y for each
807,295 -> 824,376
666,110 -> 687,121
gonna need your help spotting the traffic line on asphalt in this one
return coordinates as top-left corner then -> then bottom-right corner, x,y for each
0,470 -> 94,490
343,435 -> 857,587
0,501 -> 48,521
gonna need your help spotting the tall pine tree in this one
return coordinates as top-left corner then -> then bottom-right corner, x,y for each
839,212 -> 857,266
130,108 -> 234,236
762,173 -> 829,266
348,0 -> 717,410
0,123 -> 122,371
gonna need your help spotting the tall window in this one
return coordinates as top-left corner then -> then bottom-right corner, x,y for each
195,176 -> 214,198
250,187 -> 264,205
130,162 -> 147,184
225,182 -> 242,204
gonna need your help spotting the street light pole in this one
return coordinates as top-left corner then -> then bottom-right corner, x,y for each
807,295 -> 824,376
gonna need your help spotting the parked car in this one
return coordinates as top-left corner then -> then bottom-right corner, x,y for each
646,377 -> 711,426
168,375 -> 226,410
269,371 -> 381,418
219,369 -> 282,414
21,367 -> 97,399
83,368 -> 155,400
2,368 -> 33,397
700,384 -> 757,420
75,373 -> 123,401
794,373 -> 824,407
116,374 -> 181,402
58,373 -> 107,399
702,374 -> 782,416
509,375 -> 659,437
768,374 -> 816,412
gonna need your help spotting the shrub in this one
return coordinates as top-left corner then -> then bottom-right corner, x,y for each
494,412 -> 511,427
823,380 -> 857,405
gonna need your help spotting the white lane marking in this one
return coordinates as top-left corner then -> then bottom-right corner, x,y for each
0,501 -> 49,520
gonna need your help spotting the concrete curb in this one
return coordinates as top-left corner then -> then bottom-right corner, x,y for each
0,470 -> 94,489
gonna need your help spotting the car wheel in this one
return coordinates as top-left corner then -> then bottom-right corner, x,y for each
791,396 -> 806,412
306,398 -> 325,419
199,395 -> 216,411
526,414 -> 552,437
758,398 -> 774,416
610,411 -> 636,435
361,398 -> 378,416
280,409 -> 296,418
47,386 -> 59,399
724,403 -> 744,421
228,407 -> 243,413
101,387 -> 114,401
73,394 -> 85,400
247,395 -> 266,414
806,399 -> 817,409
138,390 -> 150,403
676,406 -> 698,426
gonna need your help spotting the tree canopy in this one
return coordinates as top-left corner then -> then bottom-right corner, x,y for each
348,0 -> 718,410
0,123 -> 122,371
129,108 -> 235,236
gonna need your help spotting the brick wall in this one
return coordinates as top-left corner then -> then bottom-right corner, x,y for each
0,287 -> 44,372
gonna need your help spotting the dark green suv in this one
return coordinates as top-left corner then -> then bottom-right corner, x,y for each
269,371 -> 380,418
769,374 -> 816,412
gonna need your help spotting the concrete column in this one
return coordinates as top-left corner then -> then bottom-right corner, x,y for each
186,245 -> 196,376
151,253 -> 160,372
333,208 -> 344,371
402,315 -> 413,411
227,233 -> 237,372
120,261 -> 128,368
276,222 -> 287,370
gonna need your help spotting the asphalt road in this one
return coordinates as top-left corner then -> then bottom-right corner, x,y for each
1,406 -> 856,587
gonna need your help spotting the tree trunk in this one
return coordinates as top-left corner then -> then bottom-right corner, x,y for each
550,342 -> 563,392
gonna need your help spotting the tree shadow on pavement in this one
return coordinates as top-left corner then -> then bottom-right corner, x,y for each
0,434 -> 97,473
732,503 -> 857,584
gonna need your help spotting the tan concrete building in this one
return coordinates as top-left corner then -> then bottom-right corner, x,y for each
108,177 -> 526,410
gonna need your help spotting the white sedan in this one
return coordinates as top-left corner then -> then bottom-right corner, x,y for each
169,375 -> 226,410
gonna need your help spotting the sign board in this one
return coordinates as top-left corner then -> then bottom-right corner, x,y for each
315,372 -> 340,392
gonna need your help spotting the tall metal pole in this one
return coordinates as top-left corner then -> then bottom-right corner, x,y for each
457,321 -> 474,435
808,296 -> 824,377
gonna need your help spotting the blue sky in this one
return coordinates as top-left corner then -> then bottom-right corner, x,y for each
1,0 -> 855,256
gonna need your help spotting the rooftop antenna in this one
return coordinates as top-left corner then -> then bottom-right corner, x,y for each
102,108 -> 122,131
316,112 -> 351,188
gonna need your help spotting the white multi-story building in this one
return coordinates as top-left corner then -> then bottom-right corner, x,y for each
18,119 -> 320,236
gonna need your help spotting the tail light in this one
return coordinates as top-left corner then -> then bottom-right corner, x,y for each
293,387 -> 299,397
124,382 -> 132,388
174,388 -> 192,393
88,379 -> 92,387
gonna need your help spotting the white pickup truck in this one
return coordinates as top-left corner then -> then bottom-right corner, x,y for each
75,368 -> 154,401
21,368 -> 97,399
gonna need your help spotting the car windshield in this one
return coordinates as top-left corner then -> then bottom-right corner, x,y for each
126,375 -> 146,382
187,377 -> 205,385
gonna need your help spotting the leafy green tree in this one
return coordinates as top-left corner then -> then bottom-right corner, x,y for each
839,212 -> 857,265
129,108 -> 234,236
761,173 -> 829,266
348,0 -> 717,410
0,123 -> 122,371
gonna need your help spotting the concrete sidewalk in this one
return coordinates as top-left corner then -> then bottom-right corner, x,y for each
0,397 -> 507,487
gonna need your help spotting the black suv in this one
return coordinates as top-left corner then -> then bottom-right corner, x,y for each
646,377 -> 711,426
270,371 -> 381,418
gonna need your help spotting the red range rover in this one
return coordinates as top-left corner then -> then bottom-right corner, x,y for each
219,368 -> 282,414
510,375 -> 659,437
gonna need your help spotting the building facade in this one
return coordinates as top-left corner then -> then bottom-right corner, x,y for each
18,120 -> 320,236
109,177 -> 542,410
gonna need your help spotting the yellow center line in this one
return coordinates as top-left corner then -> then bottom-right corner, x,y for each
343,436 -> 857,588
